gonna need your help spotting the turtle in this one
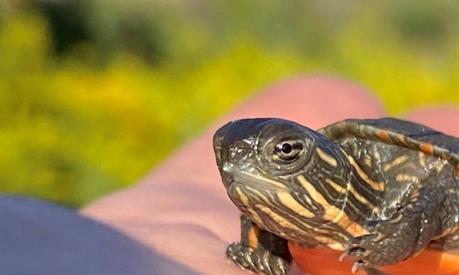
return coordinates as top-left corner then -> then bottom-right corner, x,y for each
212,117 -> 459,275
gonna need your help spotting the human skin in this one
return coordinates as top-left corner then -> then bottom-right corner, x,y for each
1,76 -> 459,275
81,76 -> 459,274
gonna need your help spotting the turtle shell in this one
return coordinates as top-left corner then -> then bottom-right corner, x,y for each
318,117 -> 459,170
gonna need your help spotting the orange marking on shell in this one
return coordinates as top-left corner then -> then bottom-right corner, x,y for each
456,163 -> 459,171
420,143 -> 434,155
376,130 -> 391,142
288,241 -> 459,275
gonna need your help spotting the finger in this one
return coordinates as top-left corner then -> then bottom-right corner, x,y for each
83,75 -> 385,240
225,75 -> 385,129
83,76 -> 385,275
404,106 -> 459,136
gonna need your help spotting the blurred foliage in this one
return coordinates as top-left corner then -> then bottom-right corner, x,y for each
0,0 -> 458,207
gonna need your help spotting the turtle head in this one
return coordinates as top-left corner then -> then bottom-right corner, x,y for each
213,118 -> 315,188
213,118 -> 352,245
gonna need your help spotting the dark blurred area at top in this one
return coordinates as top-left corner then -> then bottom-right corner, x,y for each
9,0 -> 458,66
31,0 -> 168,65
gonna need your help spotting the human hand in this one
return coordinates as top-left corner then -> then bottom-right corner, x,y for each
82,76 -> 459,275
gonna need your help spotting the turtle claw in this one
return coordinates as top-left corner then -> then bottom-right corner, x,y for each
340,244 -> 367,261
340,238 -> 390,275
339,252 -> 347,262
342,236 -> 377,274
345,234 -> 379,259
351,260 -> 365,273
226,242 -> 289,275
347,246 -> 367,257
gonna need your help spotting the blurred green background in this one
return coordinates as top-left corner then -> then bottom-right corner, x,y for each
1,0 -> 459,208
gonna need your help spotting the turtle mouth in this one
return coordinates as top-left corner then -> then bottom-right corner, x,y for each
229,179 -> 286,193
234,173 -> 288,191
221,163 -> 288,192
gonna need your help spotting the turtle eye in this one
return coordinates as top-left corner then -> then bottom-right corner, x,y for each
274,140 -> 304,162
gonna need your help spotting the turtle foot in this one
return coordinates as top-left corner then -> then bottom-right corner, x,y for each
341,234 -> 391,275
226,242 -> 289,275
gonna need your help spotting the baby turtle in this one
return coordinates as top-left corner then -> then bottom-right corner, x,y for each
213,117 -> 459,275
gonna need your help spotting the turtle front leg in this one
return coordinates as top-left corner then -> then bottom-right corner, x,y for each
227,214 -> 291,275
344,186 -> 443,271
